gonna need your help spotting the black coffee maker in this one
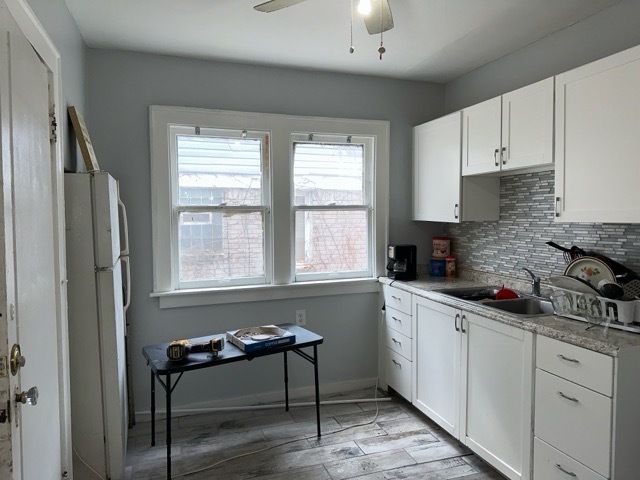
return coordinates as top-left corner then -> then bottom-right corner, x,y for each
386,245 -> 417,280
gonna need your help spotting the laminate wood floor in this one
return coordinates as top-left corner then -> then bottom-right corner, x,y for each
125,390 -> 505,479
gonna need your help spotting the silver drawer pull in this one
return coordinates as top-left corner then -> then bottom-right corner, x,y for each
555,463 -> 577,477
391,295 -> 401,301
392,316 -> 402,323
558,391 -> 580,404
392,338 -> 402,346
391,360 -> 402,368
557,354 -> 580,364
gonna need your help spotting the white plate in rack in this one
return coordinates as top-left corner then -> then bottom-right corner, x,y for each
564,256 -> 616,289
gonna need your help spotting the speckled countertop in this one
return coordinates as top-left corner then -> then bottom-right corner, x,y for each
380,275 -> 640,356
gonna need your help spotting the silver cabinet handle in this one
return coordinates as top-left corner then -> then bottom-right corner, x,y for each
391,295 -> 401,301
558,391 -> 580,403
461,315 -> 467,334
391,338 -> 402,347
555,464 -> 577,477
501,146 -> 507,165
557,354 -> 580,364
454,203 -> 459,219
454,313 -> 460,332
392,316 -> 402,324
494,148 -> 499,166
555,197 -> 561,218
392,359 -> 401,368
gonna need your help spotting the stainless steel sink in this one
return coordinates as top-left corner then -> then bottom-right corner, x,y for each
482,298 -> 554,316
433,286 -> 501,302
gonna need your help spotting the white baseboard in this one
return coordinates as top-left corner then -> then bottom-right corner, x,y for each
135,377 -> 378,421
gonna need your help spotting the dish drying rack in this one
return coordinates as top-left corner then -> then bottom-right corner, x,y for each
550,287 -> 640,333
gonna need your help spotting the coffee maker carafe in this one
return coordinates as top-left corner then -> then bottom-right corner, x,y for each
386,245 -> 417,280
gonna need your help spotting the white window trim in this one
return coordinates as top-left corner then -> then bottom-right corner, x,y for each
150,106 -> 389,307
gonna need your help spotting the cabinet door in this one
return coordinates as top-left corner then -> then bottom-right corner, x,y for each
462,97 -> 502,176
413,112 -> 462,222
412,296 -> 461,437
501,78 -> 554,172
460,313 -> 533,480
555,44 -> 640,223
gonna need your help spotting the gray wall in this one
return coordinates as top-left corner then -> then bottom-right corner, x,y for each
86,49 -> 444,411
445,0 -> 640,112
448,171 -> 640,282
27,0 -> 87,171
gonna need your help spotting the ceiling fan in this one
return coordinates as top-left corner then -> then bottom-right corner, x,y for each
253,0 -> 394,36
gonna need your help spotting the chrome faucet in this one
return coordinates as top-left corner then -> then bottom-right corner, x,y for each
523,268 -> 541,296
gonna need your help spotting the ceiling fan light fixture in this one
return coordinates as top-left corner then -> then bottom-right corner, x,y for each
357,0 -> 372,16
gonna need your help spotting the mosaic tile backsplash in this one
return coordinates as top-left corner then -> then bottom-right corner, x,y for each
447,170 -> 640,281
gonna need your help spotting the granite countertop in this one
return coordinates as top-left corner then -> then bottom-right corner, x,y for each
380,275 -> 640,356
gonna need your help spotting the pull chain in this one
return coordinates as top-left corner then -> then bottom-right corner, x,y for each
378,0 -> 385,59
349,0 -> 355,54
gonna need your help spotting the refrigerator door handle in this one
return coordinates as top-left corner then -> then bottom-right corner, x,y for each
122,256 -> 131,314
118,196 -> 130,257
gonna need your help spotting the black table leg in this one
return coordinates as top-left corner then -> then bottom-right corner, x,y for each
151,370 -> 156,447
166,373 -> 172,480
314,345 -> 321,437
284,351 -> 289,412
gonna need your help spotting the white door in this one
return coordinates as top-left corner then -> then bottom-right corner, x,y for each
1,4 -> 63,479
413,112 -> 462,223
462,97 -> 502,176
412,296 -> 461,437
459,312 -> 533,480
555,44 -> 640,223
501,78 -> 554,172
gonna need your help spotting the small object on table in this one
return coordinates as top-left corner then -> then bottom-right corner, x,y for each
227,325 -> 295,353
432,236 -> 451,258
445,256 -> 456,278
166,337 -> 225,362
430,258 -> 446,277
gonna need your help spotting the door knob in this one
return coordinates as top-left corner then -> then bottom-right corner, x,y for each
15,386 -> 38,406
10,344 -> 26,376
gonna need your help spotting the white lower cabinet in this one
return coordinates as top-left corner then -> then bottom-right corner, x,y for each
412,296 -> 461,438
382,285 -> 414,401
534,438 -> 606,480
411,297 -> 533,480
460,312 -> 533,480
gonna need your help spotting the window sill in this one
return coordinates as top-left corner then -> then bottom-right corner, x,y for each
150,277 -> 381,309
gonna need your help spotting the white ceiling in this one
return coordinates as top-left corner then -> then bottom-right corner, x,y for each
64,0 -> 620,82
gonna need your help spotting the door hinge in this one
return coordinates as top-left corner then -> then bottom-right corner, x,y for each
0,400 -> 10,424
49,110 -> 58,143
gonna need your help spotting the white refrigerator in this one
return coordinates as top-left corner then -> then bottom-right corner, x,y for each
65,172 -> 130,480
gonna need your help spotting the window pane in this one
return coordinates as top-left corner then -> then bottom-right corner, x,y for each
295,210 -> 369,275
293,142 -> 364,206
177,134 -> 263,206
178,211 -> 264,284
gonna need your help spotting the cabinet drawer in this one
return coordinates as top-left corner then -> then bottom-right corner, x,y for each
537,336 -> 613,396
535,369 -> 612,477
534,437 -> 606,480
384,327 -> 412,361
382,285 -> 412,315
385,306 -> 412,338
387,348 -> 411,401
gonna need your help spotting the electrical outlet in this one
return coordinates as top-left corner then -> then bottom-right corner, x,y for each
295,309 -> 306,326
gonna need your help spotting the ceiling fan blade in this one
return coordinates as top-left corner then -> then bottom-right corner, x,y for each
363,0 -> 394,35
253,0 -> 309,13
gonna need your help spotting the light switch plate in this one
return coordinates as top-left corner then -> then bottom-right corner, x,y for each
295,309 -> 306,326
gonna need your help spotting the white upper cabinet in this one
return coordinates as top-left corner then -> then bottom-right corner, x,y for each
501,78 -> 554,172
413,112 -> 462,222
462,97 -> 502,176
462,79 -> 554,176
413,113 -> 499,223
555,44 -> 640,223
